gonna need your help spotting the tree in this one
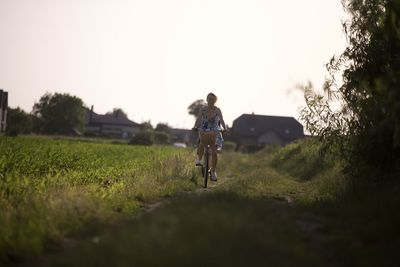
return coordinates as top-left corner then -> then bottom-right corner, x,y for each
300,0 -> 400,182
153,131 -> 170,144
188,99 -> 206,120
129,130 -> 170,145
5,107 -> 33,135
106,108 -> 128,118
155,123 -> 172,144
155,123 -> 171,134
33,92 -> 86,134
139,121 -> 153,131
129,130 -> 154,146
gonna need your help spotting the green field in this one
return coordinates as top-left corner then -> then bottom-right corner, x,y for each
0,135 -> 198,262
1,136 -> 399,266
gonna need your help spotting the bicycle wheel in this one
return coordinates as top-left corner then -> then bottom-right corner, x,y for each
203,148 -> 209,188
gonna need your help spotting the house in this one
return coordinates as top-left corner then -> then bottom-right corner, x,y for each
231,113 -> 304,149
170,128 -> 198,145
0,89 -> 8,133
85,106 -> 140,139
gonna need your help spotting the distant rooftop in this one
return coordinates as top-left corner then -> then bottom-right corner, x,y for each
85,108 -> 139,127
232,113 -> 304,140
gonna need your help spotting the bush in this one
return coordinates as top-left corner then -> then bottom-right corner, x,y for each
223,141 -> 236,152
300,1 -> 400,183
268,139 -> 334,181
129,131 -> 154,146
5,129 -> 19,137
129,130 -> 171,146
152,131 -> 170,145
6,107 -> 33,135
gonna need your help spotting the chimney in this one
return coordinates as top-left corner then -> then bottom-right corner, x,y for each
3,92 -> 7,132
0,90 -> 7,132
0,90 -> 3,132
0,89 -> 3,110
89,105 -> 94,124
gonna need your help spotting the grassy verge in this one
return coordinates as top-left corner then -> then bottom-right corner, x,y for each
218,139 -> 400,267
0,135 -> 199,263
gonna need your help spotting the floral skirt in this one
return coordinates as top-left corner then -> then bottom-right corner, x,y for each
216,132 -> 224,148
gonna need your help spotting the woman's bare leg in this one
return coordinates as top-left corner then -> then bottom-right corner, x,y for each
205,132 -> 218,172
198,133 -> 208,162
197,142 -> 204,161
199,132 -> 217,169
211,145 -> 218,171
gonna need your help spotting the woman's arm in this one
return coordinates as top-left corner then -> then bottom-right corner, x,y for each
217,108 -> 226,130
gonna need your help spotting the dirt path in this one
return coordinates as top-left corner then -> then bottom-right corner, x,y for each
15,176 -> 228,267
141,174 -> 226,213
20,174 -> 338,267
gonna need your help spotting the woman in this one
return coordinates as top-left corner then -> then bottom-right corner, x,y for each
192,93 -> 227,181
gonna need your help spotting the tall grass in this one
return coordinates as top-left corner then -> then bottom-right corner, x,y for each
218,138 -> 347,203
218,139 -> 400,267
0,136 -> 198,262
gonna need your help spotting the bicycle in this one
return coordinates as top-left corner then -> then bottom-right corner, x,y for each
201,143 -> 212,188
192,127 -> 224,188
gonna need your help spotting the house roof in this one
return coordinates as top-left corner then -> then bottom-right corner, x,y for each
170,128 -> 198,143
85,109 -> 140,127
170,128 -> 197,139
232,114 -> 304,140
170,128 -> 193,135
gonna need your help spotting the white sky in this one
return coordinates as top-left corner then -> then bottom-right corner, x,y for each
0,0 -> 346,129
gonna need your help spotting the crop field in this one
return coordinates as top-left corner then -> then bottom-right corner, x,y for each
1,136 -> 399,266
0,136 -> 198,262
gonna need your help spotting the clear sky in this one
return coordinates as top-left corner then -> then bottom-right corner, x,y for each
0,0 -> 346,129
